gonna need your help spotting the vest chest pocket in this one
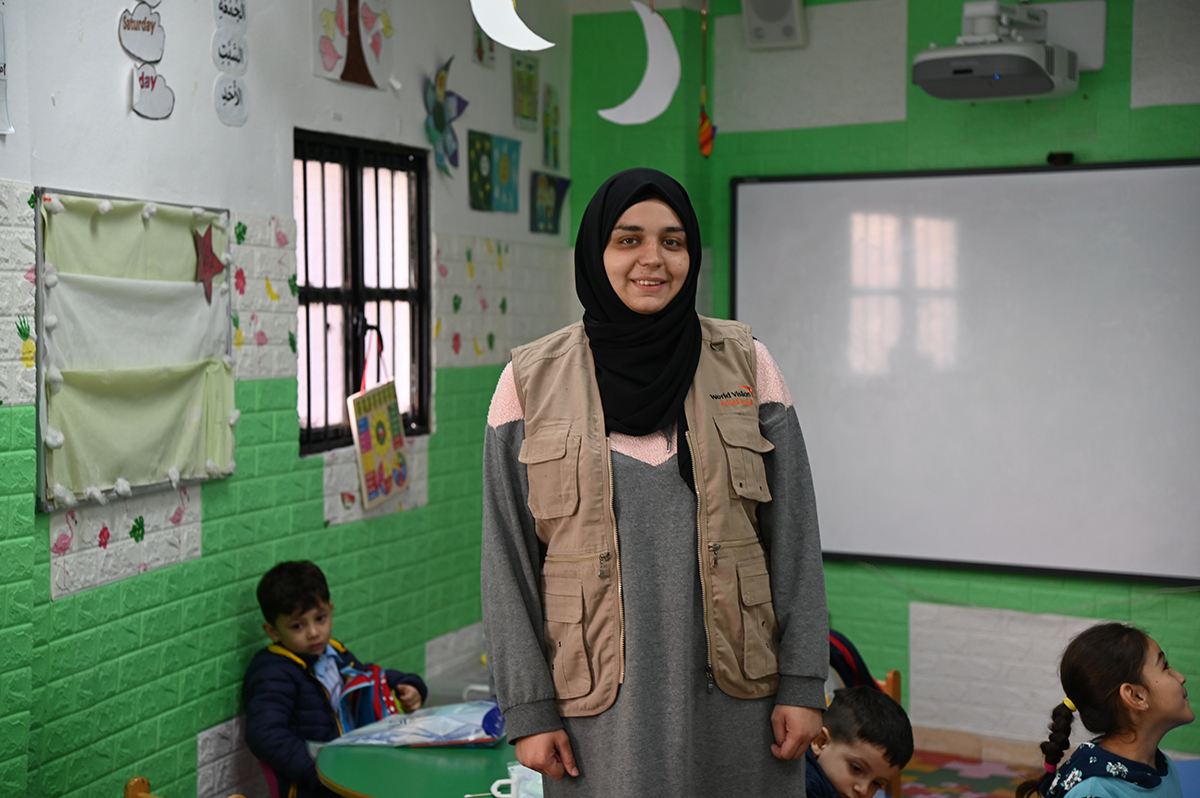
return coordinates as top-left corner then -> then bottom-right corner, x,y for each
737,559 -> 780,680
714,414 -> 774,503
519,423 -> 581,519
542,577 -> 592,700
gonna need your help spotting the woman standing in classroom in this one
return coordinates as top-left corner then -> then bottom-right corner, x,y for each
481,168 -> 828,796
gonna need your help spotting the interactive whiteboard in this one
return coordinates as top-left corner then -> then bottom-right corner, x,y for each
733,162 -> 1200,581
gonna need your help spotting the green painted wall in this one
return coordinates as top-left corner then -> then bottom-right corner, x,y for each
0,405 -> 36,795
572,0 -> 1200,754
4,364 -> 500,797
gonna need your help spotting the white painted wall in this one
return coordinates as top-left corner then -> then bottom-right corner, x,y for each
0,0 -> 572,245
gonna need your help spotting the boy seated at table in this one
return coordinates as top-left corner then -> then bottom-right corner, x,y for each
243,560 -> 428,798
807,686 -> 914,798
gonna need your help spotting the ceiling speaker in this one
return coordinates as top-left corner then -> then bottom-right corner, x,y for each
742,0 -> 806,49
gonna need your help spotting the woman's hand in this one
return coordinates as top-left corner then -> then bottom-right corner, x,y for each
770,705 -> 823,760
396,684 -> 423,712
515,730 -> 580,780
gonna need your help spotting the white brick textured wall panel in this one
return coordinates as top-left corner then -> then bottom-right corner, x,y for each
0,180 -> 35,228
321,434 -> 429,527
425,621 -> 485,679
433,233 -> 574,369
0,273 -> 36,316
0,361 -> 37,406
909,602 -> 1107,742
230,210 -> 298,381
49,486 -> 204,599
197,715 -> 270,798
0,180 -> 38,406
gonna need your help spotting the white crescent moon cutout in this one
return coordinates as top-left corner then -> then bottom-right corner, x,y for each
469,0 -> 554,52
598,1 -> 681,125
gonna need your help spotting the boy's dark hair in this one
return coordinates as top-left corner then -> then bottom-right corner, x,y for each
825,685 -> 914,767
257,561 -> 331,624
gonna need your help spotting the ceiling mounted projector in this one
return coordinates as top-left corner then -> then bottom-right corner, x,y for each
912,1 -> 1081,101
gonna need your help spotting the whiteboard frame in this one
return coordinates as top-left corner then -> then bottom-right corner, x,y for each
731,159 -> 1200,586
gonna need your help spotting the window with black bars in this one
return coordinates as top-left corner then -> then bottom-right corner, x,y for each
294,129 -> 431,455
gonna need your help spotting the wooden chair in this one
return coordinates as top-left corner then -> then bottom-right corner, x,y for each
874,669 -> 904,798
125,777 -> 246,798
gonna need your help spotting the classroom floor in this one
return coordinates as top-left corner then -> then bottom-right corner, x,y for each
902,751 -> 1042,798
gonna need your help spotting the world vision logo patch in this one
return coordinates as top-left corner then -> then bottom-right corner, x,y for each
710,385 -> 755,407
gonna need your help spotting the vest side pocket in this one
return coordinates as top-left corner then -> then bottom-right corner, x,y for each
736,558 -> 780,680
542,576 -> 593,700
714,414 -> 775,503
519,423 -> 581,519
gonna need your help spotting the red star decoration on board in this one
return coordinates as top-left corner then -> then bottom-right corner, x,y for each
194,225 -> 225,304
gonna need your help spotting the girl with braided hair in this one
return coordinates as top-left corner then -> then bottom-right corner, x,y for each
1015,623 -> 1193,798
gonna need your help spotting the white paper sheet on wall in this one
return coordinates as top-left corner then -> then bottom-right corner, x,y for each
713,0 -> 908,133
0,9 -> 13,134
1131,0 -> 1200,108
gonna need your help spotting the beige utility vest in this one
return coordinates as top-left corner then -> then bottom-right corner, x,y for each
510,316 -> 781,717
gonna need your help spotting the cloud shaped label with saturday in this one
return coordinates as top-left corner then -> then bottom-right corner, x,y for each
132,64 -> 175,119
119,2 -> 166,63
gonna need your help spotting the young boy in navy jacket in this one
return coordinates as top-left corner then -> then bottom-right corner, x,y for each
807,686 -> 913,798
243,561 -> 427,798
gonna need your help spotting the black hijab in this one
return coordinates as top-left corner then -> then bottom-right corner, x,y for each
576,169 -> 703,480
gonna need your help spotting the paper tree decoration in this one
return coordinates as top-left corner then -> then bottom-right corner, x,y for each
424,58 -> 468,176
314,0 -> 393,89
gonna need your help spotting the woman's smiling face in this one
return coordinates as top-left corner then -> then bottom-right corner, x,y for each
603,198 -> 690,315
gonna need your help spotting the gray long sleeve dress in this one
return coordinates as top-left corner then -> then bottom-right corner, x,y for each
481,341 -> 829,797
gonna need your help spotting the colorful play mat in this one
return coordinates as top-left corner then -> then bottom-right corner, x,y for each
901,751 -> 1042,798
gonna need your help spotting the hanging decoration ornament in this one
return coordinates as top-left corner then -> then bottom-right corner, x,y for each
424,57 -> 469,176
598,1 -> 681,126
469,0 -> 553,52
699,0 -> 716,157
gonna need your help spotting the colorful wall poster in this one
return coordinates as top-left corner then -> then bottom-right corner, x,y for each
312,0 -> 393,89
472,22 -> 495,69
529,172 -> 570,234
347,380 -> 408,510
543,84 -> 560,169
468,131 -> 493,211
511,53 -> 539,130
468,132 -> 521,214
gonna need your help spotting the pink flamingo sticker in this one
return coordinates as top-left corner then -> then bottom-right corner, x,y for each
250,313 -> 268,346
269,215 -> 290,248
51,510 -> 76,581
169,487 -> 189,525
51,510 -> 76,555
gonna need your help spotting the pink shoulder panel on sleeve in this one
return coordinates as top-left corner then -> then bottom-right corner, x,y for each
487,363 -> 524,428
755,340 -> 794,408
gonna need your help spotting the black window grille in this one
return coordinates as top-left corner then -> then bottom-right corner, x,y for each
294,129 -> 431,454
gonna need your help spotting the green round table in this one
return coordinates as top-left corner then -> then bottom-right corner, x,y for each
317,743 -> 515,798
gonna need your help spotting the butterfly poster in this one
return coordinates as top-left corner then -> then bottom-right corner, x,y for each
347,380 -> 409,511
312,0 -> 393,89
